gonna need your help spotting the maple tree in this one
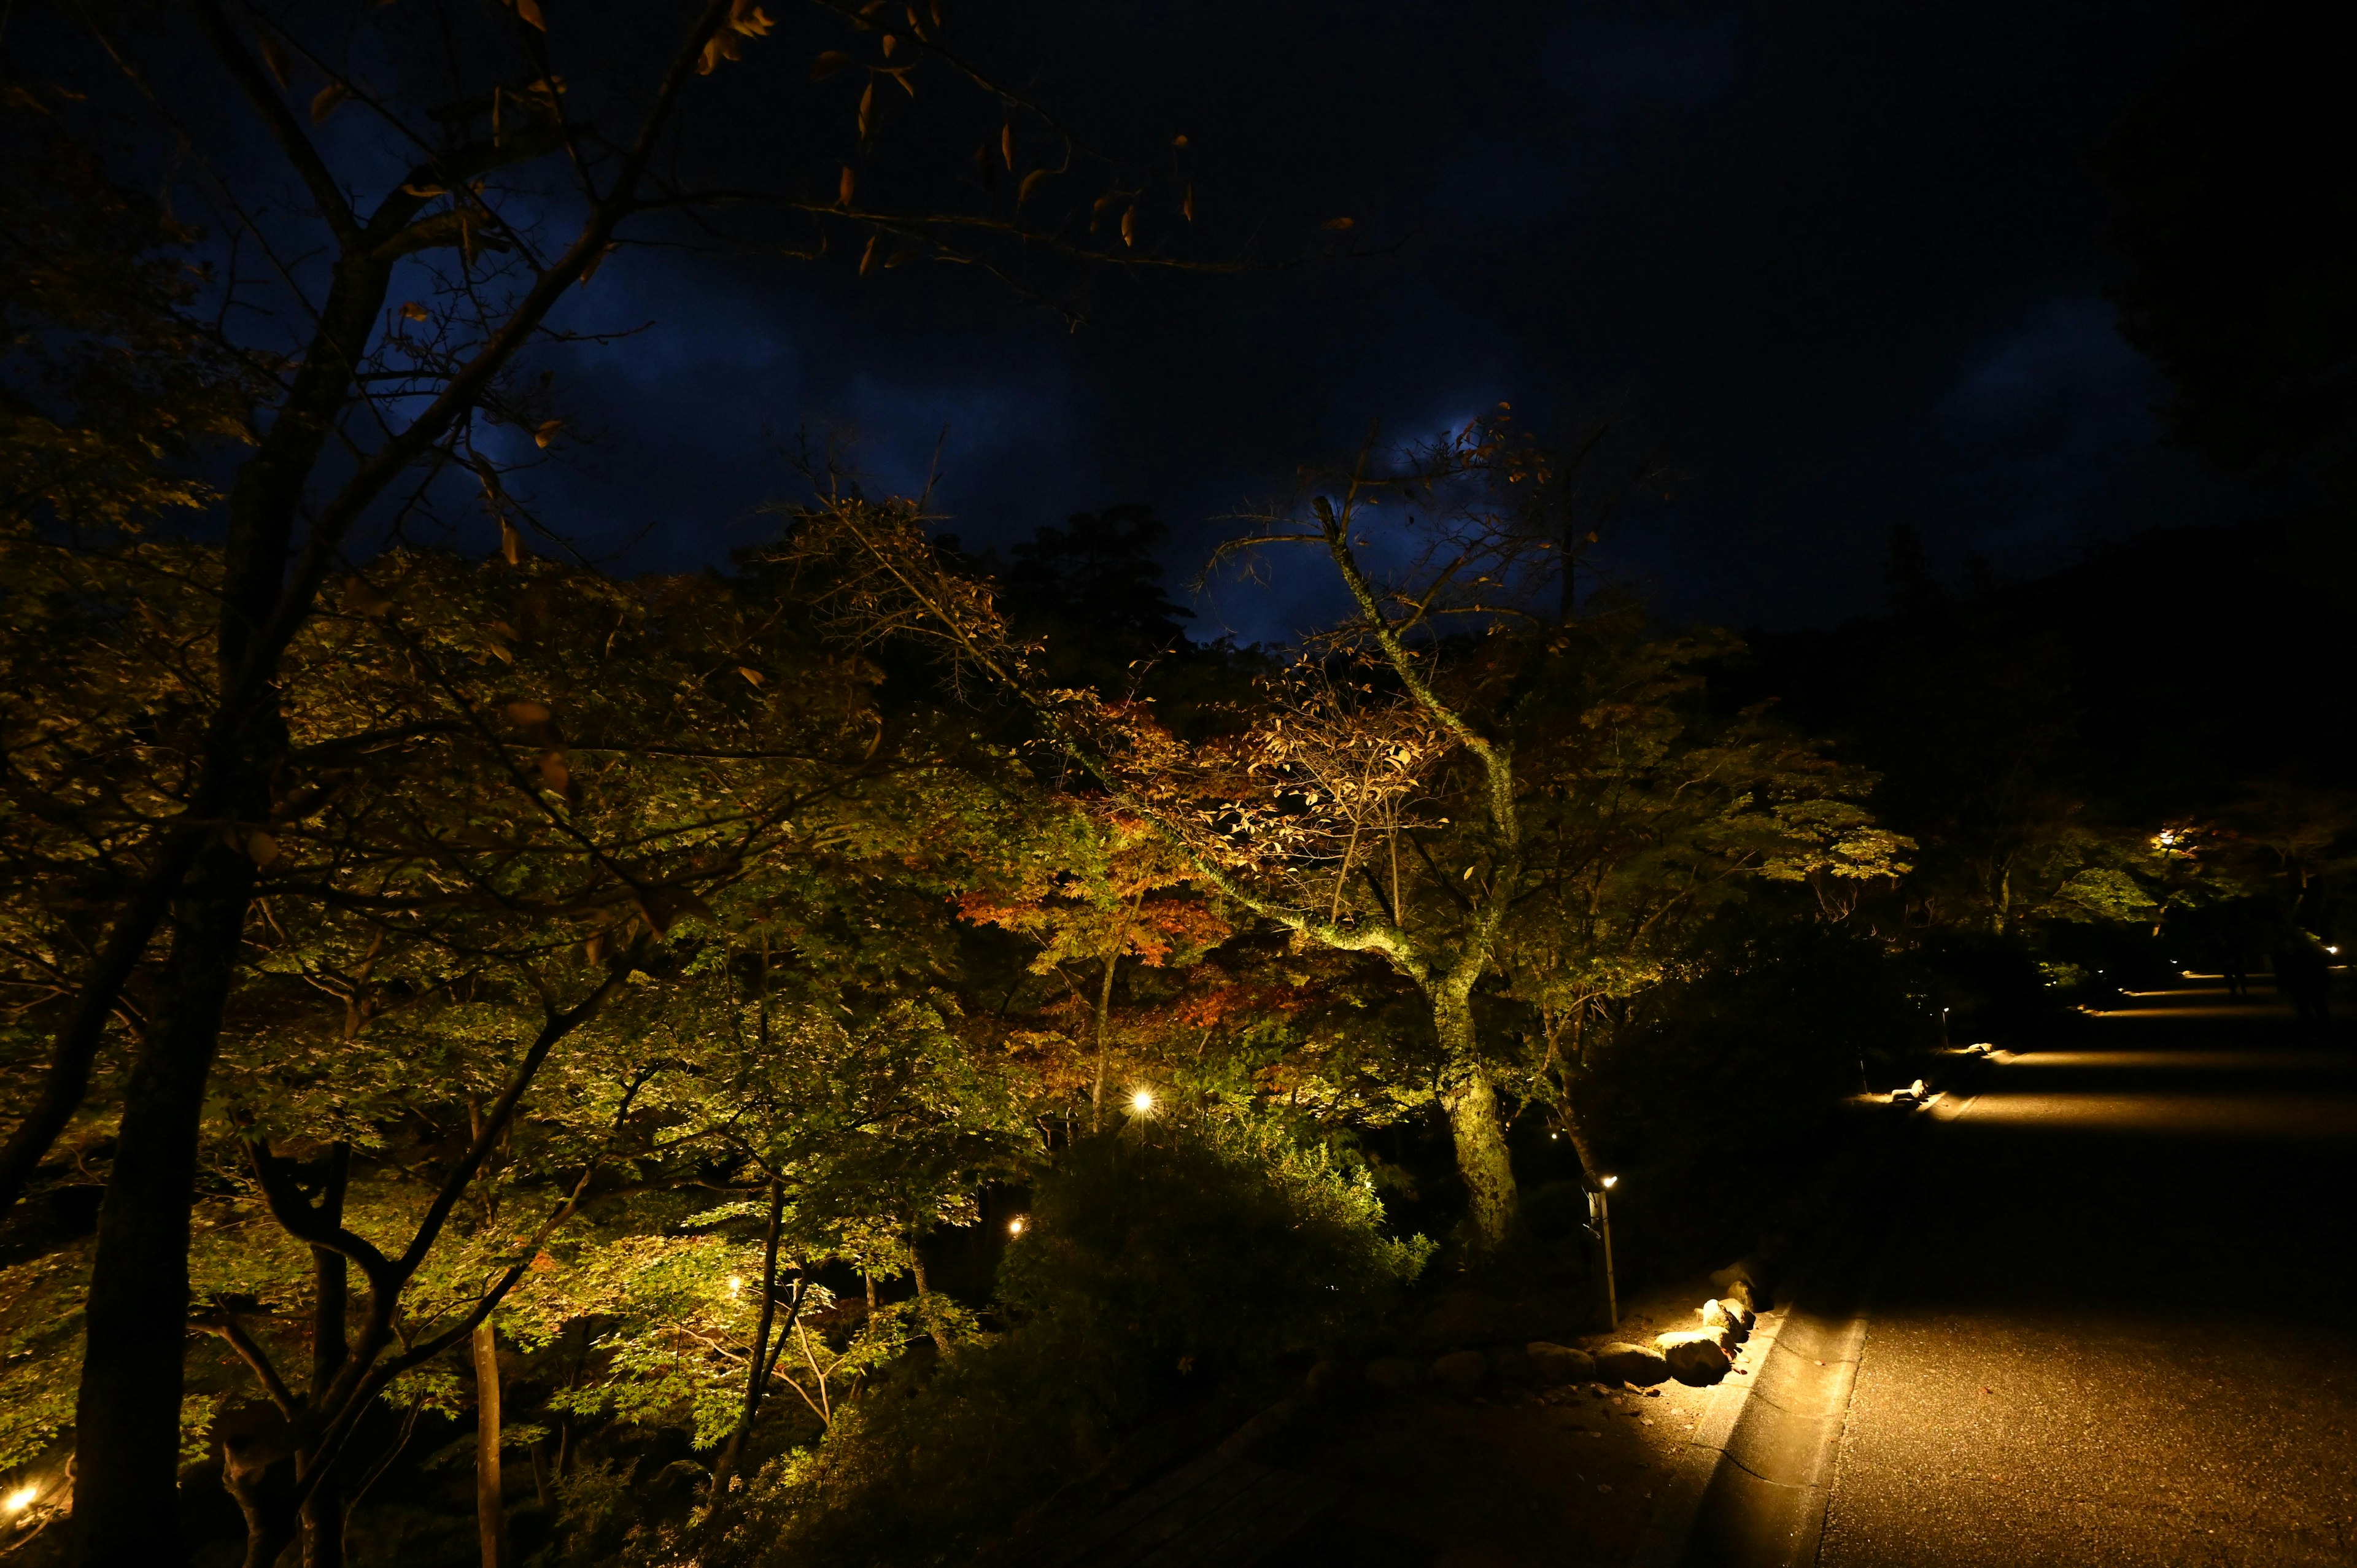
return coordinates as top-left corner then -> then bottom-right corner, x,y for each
786,416 -> 1910,1249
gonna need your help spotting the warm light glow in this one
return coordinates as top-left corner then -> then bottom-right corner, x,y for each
2,1486 -> 35,1516
1129,1089 -> 1155,1114
1007,1215 -> 1026,1237
727,1276 -> 744,1296
1600,1174 -> 1619,1189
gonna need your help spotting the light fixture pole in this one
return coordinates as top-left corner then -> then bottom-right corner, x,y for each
1589,1175 -> 1620,1330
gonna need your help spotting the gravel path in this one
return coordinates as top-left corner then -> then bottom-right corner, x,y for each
1819,984 -> 2357,1568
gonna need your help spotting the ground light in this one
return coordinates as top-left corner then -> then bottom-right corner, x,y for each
1590,1177 -> 1620,1330
3,1486 -> 34,1515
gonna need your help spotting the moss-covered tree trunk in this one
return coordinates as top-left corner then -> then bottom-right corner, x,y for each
1433,993 -> 1516,1248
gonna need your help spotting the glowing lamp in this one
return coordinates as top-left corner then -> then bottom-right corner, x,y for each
1129,1089 -> 1155,1114
1600,1174 -> 1619,1189
3,1486 -> 35,1516
1007,1216 -> 1027,1237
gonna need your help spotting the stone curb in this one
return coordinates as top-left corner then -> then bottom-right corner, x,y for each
1625,1059 -> 2002,1568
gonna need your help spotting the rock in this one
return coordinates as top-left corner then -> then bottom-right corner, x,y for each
1526,1342 -> 1596,1385
1709,1259 -> 1761,1293
1714,1296 -> 1755,1331
1363,1357 -> 1424,1392
1694,1318 -> 1739,1350
1304,1360 -> 1353,1400
1430,1350 -> 1489,1394
1722,1278 -> 1759,1314
1488,1345 -> 1536,1383
1593,1342 -> 1671,1387
1655,1331 -> 1732,1386
1713,1256 -> 1779,1303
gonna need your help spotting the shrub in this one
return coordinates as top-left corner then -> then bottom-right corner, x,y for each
713,1107 -> 1426,1567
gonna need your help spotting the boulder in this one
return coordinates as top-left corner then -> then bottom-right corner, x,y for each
1488,1345 -> 1536,1384
1713,1296 -> 1755,1331
1722,1278 -> 1759,1314
1655,1331 -> 1732,1386
1593,1342 -> 1671,1387
1304,1360 -> 1353,1400
1711,1256 -> 1778,1303
1526,1342 -> 1596,1386
1697,1317 -> 1740,1349
1363,1357 -> 1424,1392
1430,1350 -> 1489,1394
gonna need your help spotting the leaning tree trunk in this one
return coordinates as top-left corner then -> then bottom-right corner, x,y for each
71,838 -> 260,1567
1432,992 -> 1517,1249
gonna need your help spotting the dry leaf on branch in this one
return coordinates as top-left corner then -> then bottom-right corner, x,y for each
811,50 -> 853,78
1017,168 -> 1048,204
534,419 -> 564,449
1322,216 -> 1355,231
1120,205 -> 1137,247
858,234 -> 880,275
838,165 -> 856,206
343,576 -> 394,617
310,82 -> 348,123
1000,120 -> 1014,168
398,300 -> 430,322
505,0 -> 547,29
257,33 -> 291,88
635,885 -> 716,936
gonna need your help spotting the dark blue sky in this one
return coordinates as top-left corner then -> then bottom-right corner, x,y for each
501,0 -> 2263,641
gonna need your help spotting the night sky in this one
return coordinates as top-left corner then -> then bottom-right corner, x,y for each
514,0 -> 2264,640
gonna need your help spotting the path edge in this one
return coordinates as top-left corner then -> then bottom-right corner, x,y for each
1627,1068 -> 1996,1568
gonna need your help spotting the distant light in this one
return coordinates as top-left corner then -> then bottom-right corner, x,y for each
1007,1216 -> 1027,1237
2,1486 -> 34,1515
1129,1089 -> 1155,1114
1600,1175 -> 1619,1189
2331,946 -> 2342,956
1549,1133 -> 1559,1141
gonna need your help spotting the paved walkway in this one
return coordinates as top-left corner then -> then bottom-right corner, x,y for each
1819,985 -> 2357,1567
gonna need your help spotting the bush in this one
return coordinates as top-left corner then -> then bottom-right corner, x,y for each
713,1108 -> 1426,1567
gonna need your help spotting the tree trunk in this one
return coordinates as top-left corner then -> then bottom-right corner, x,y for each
472,1322 -> 506,1568
709,1179 -> 784,1496
299,1481 -> 343,1568
301,1145 -> 352,1568
910,1238 -> 951,1358
1433,994 -> 1517,1249
71,843 -> 259,1568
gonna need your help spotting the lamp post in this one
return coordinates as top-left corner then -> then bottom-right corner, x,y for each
1589,1175 -> 1620,1330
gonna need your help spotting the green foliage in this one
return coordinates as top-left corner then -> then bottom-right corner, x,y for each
710,1107 -> 1423,1567
998,1110 -> 1430,1373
